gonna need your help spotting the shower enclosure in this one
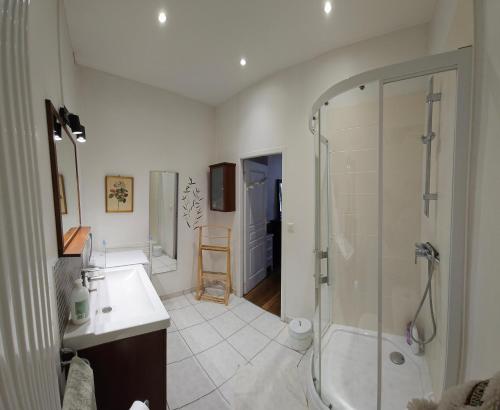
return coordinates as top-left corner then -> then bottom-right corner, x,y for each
307,49 -> 472,410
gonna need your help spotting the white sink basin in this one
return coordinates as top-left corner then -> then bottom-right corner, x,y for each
63,264 -> 170,350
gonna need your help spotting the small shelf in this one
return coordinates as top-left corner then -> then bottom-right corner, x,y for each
63,226 -> 91,257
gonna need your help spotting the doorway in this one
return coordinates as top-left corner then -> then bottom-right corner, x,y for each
242,154 -> 282,316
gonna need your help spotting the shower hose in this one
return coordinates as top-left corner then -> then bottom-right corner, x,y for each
410,257 -> 437,346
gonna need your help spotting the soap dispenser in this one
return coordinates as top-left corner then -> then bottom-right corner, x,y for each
70,272 -> 90,325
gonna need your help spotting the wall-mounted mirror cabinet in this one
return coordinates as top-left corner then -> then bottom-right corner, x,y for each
45,100 -> 89,257
149,171 -> 179,273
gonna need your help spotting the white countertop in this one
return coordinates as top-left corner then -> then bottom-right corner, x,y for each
63,264 -> 170,351
91,249 -> 150,268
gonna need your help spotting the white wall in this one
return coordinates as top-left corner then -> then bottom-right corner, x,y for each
464,0 -> 500,380
77,67 -> 215,296
212,25 -> 429,320
428,0 -> 474,54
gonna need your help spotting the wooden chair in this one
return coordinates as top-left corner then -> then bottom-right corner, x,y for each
196,225 -> 232,305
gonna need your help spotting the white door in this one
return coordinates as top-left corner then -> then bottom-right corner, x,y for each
243,160 -> 268,294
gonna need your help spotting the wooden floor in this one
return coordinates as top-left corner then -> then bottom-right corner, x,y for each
244,272 -> 281,316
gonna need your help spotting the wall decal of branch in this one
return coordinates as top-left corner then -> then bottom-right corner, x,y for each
181,177 -> 204,230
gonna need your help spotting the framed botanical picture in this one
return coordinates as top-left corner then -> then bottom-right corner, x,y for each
105,175 -> 134,213
58,174 -> 67,215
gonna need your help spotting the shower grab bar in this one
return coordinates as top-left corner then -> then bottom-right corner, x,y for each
422,76 -> 441,217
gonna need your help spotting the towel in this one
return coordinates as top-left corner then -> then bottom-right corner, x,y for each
62,356 -> 97,410
407,371 -> 500,410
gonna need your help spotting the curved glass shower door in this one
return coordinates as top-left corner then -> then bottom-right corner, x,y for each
314,81 -> 380,410
309,48 -> 472,410
312,121 -> 333,398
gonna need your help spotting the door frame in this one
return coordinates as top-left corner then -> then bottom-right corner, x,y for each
240,147 -> 286,321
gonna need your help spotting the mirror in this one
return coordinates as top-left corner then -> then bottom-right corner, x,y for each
45,100 -> 82,256
149,171 -> 178,273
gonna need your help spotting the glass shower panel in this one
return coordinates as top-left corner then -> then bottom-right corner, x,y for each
312,109 -> 331,398
380,71 -> 457,409
316,81 -> 380,410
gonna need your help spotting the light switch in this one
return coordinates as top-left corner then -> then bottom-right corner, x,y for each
287,222 -> 295,233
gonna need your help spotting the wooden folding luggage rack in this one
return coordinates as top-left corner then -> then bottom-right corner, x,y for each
196,225 -> 232,305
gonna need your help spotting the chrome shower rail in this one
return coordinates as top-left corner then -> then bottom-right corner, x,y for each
422,76 -> 441,217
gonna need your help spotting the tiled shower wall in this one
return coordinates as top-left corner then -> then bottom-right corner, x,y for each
418,71 -> 456,397
324,88 -> 425,336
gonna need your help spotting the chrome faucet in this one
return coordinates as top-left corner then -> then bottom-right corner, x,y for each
81,268 -> 105,290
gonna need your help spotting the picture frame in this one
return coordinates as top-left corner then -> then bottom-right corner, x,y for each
105,175 -> 134,213
58,174 -> 67,215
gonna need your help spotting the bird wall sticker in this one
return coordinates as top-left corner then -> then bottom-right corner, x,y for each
182,177 -> 204,230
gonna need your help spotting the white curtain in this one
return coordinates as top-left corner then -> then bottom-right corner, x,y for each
0,1 -> 61,409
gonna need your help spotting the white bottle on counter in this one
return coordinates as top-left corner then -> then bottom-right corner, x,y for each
70,278 -> 90,325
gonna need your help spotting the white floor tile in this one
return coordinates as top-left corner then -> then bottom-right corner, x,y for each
169,305 -> 204,330
180,322 -> 223,354
231,300 -> 265,323
275,326 -> 308,353
196,341 -> 247,386
250,311 -> 286,339
227,294 -> 244,309
152,262 -> 167,274
209,311 -> 246,339
297,349 -> 312,396
167,319 -> 178,333
194,300 -> 228,320
251,340 -> 303,369
180,389 -> 230,410
167,357 -> 215,409
167,332 -> 192,364
227,325 -> 270,360
218,376 -> 238,407
164,294 -> 191,311
184,291 -> 202,305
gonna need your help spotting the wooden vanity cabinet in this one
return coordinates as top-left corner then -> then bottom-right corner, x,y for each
78,329 -> 166,410
209,162 -> 236,212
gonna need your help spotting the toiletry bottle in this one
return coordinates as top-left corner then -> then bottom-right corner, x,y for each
70,275 -> 90,325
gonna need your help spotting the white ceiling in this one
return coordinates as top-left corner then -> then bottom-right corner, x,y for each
64,0 -> 437,106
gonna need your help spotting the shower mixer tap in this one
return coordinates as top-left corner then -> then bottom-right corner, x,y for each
414,242 -> 440,265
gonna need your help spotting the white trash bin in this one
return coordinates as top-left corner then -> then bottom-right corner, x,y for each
288,318 -> 312,351
152,245 -> 163,257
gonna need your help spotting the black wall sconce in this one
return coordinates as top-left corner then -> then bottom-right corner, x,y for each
53,121 -> 62,141
59,106 -> 87,143
76,125 -> 86,143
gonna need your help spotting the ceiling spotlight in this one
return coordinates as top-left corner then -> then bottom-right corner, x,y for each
158,11 -> 167,24
76,126 -> 86,143
240,58 -> 247,67
324,1 -> 333,15
68,113 -> 83,135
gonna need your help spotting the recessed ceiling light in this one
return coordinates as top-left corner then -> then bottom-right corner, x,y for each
240,58 -> 247,67
158,11 -> 167,24
324,1 -> 333,15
